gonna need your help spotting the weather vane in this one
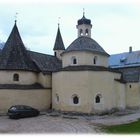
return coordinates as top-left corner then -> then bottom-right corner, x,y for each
83,8 -> 85,16
15,12 -> 18,23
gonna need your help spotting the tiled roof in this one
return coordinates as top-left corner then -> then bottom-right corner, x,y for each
109,50 -> 140,68
0,22 -> 39,72
63,36 -> 109,56
29,51 -> 62,74
109,50 -> 140,82
0,23 -> 62,73
53,26 -> 65,50
0,42 -> 4,49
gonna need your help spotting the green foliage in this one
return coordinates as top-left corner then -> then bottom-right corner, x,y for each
104,119 -> 140,134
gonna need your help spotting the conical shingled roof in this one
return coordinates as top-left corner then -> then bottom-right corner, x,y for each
0,22 -> 39,72
53,26 -> 65,50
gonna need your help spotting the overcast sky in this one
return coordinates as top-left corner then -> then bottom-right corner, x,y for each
0,0 -> 140,55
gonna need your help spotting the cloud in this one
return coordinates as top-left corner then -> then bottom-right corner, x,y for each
0,2 -> 140,55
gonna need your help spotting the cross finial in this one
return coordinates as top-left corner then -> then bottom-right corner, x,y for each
58,17 -> 61,27
15,12 -> 18,23
83,8 -> 85,17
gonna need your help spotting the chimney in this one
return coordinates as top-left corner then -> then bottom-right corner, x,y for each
129,46 -> 132,53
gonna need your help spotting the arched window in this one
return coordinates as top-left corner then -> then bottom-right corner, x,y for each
93,56 -> 97,64
95,94 -> 102,103
71,56 -> 77,65
13,73 -> 19,81
72,95 -> 79,104
80,29 -> 83,36
85,29 -> 88,36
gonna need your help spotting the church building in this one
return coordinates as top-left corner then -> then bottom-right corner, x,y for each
0,13 -> 139,114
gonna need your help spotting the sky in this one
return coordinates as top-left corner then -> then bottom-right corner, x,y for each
0,0 -> 140,55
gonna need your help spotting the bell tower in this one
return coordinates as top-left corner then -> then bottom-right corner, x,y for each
76,10 -> 92,38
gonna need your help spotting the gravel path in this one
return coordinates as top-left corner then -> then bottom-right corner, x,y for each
0,115 -> 98,133
89,110 -> 140,126
0,109 -> 140,133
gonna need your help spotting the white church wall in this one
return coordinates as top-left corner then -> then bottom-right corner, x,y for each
126,83 -> 140,108
38,73 -> 52,88
52,70 -> 124,113
62,51 -> 108,68
0,89 -> 51,113
0,71 -> 38,85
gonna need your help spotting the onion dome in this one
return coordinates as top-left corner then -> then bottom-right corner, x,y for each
77,15 -> 91,25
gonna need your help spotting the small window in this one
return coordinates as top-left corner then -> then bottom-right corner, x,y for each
85,29 -> 88,36
13,73 -> 19,81
95,94 -> 102,103
73,58 -> 77,64
72,95 -> 79,104
80,29 -> 83,36
93,56 -> 97,64
71,56 -> 77,65
129,85 -> 132,88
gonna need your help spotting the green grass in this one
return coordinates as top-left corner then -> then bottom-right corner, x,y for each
104,119 -> 140,134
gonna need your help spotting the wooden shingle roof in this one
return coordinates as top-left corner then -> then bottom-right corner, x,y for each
63,36 -> 109,56
0,22 -> 39,72
53,26 -> 65,51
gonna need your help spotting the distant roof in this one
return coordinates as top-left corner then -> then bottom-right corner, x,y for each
53,26 -> 65,50
0,22 -> 39,72
109,50 -> 140,68
63,36 -> 109,56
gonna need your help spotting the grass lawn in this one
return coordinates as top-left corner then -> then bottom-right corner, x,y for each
103,119 -> 140,134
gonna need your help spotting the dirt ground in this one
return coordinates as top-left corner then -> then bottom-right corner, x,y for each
0,115 -> 98,134
1,108 -> 140,134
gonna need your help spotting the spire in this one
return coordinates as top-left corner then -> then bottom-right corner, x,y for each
0,22 -> 39,71
53,24 -> 65,51
83,8 -> 85,17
